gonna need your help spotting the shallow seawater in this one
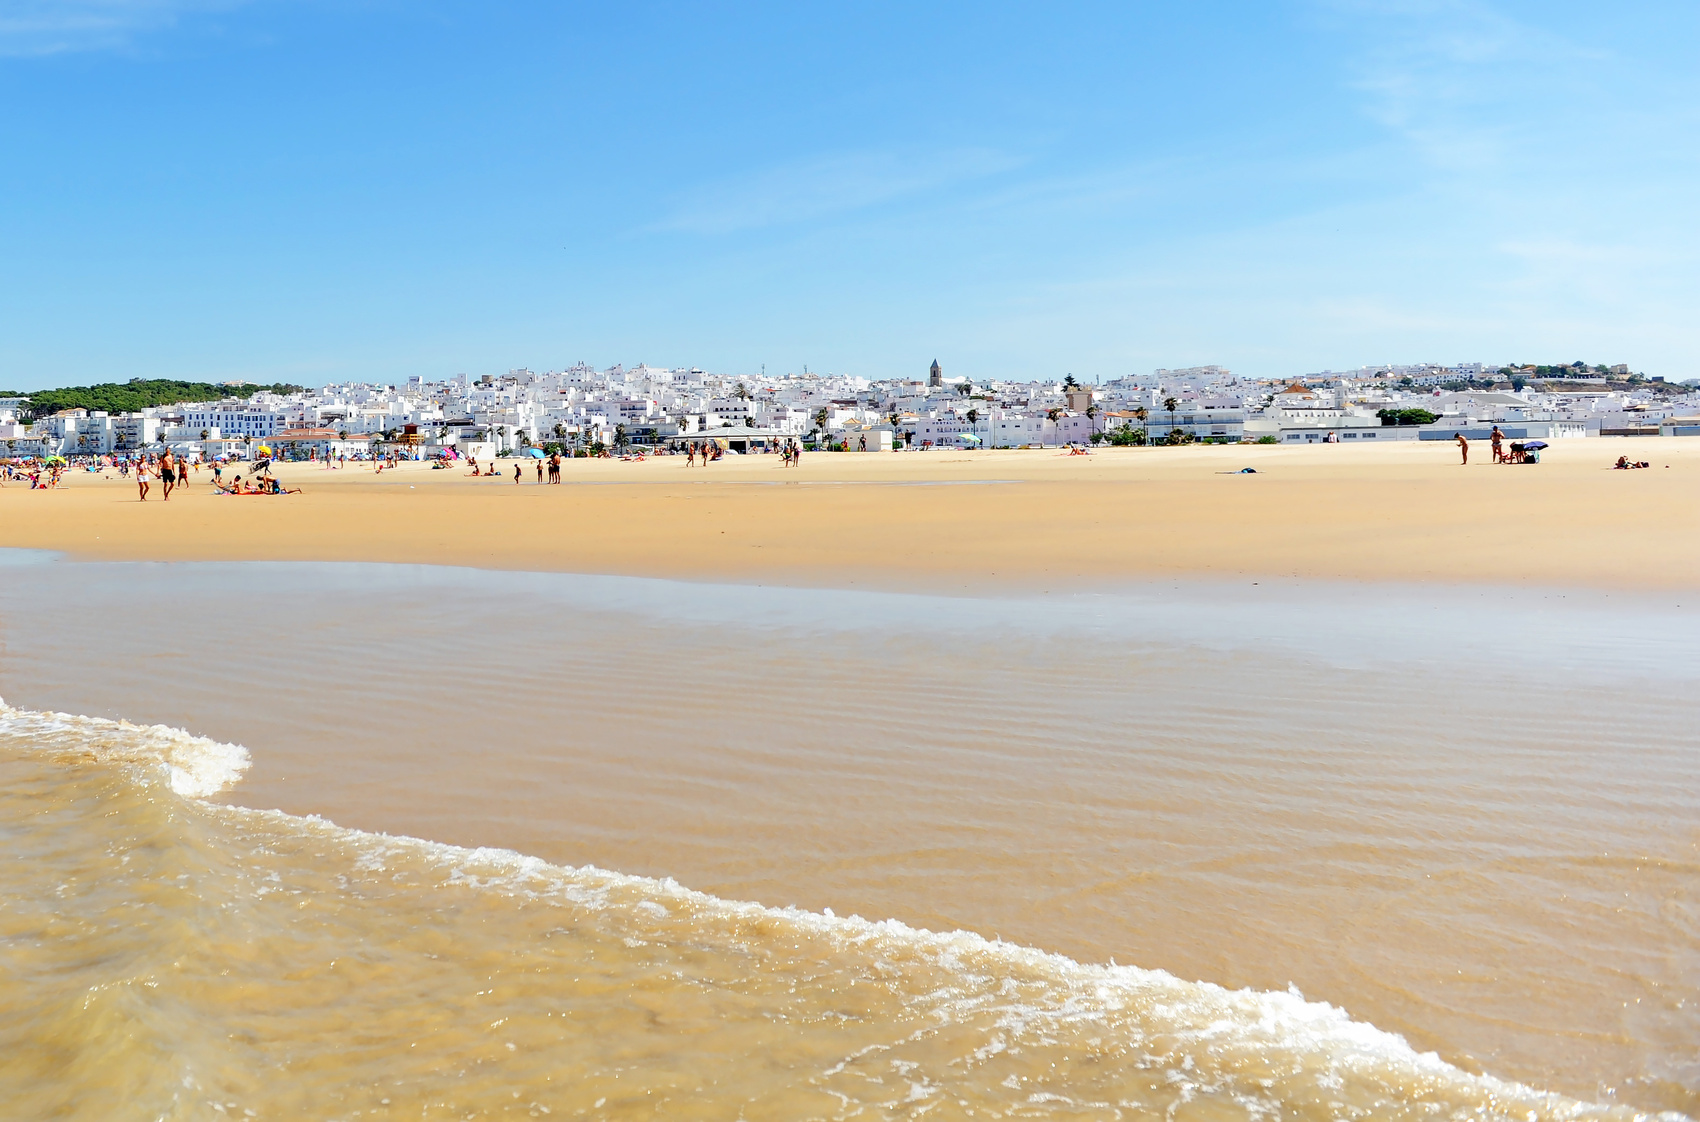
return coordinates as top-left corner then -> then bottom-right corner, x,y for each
1,560 -> 1696,1119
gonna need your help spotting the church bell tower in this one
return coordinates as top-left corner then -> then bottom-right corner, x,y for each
929,359 -> 942,388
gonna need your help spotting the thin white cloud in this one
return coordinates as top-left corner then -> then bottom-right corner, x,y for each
652,148 -> 1023,235
0,0 -> 249,56
1314,0 -> 1610,171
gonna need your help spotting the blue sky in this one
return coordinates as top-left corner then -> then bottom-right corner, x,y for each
1,1 -> 1696,388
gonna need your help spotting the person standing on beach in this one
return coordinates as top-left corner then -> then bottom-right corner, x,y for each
513,463 -> 521,484
535,459 -> 544,483
1454,433 -> 1468,465
1490,426 -> 1505,463
158,450 -> 176,500
136,458 -> 151,500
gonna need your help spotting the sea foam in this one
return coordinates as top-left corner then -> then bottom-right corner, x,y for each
1,699 -> 1683,1120
0,697 -> 250,797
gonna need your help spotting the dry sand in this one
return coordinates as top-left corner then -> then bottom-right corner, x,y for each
4,439 -> 1697,590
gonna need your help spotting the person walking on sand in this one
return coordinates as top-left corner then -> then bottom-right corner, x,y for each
1454,432 -> 1468,465
136,458 -> 151,501
1490,425 -> 1505,463
514,463 -> 522,484
158,449 -> 175,500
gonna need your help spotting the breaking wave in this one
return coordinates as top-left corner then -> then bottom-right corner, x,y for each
0,698 -> 1683,1121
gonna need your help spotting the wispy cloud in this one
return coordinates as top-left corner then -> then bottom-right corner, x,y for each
1313,0 -> 1608,170
0,0 -> 249,56
652,147 -> 1023,235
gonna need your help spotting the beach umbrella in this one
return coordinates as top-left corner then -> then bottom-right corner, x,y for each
1522,440 -> 1548,450
523,447 -> 546,458
45,456 -> 66,464
256,445 -> 273,456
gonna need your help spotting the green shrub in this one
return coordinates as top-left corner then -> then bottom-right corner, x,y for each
1377,408 -> 1438,427
1256,435 -> 1278,444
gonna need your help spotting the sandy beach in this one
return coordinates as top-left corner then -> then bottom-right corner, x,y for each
4,439 -> 1698,590
6,443 -> 1700,1117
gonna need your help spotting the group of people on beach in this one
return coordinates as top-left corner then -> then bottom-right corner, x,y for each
1,460 -> 65,488
123,451 -> 297,498
0,447 -> 324,498
213,472 -> 299,495
685,442 -> 723,466
131,449 -> 197,500
1454,426 -> 1536,465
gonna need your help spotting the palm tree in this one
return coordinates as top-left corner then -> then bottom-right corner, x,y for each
1134,406 -> 1148,442
1085,403 -> 1100,439
613,424 -> 629,451
1163,397 -> 1179,444
1063,374 -> 1079,391
957,381 -> 973,397
813,407 -> 829,441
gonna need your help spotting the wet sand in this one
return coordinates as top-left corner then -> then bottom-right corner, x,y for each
2,562 -> 1696,1115
4,438 -> 1699,590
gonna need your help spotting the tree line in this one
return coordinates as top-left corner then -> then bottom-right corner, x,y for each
0,379 -> 304,421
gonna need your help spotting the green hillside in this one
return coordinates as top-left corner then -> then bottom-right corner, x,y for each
3,379 -> 302,420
